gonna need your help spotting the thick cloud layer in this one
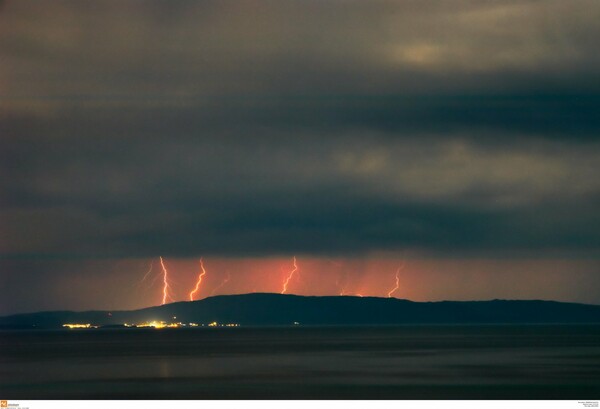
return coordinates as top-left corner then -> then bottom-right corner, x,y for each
1,0 -> 599,260
1,0 -> 600,313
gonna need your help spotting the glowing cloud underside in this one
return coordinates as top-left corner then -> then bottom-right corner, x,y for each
280,256 -> 299,294
189,258 -> 207,301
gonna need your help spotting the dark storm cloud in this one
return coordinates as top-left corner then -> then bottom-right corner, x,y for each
3,0 -> 600,96
1,0 -> 600,258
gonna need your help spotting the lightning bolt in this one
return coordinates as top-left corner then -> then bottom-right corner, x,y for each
387,261 -> 405,298
189,258 -> 207,301
280,256 -> 298,294
136,259 -> 156,293
159,256 -> 174,305
148,267 -> 163,288
140,260 -> 154,283
210,271 -> 231,296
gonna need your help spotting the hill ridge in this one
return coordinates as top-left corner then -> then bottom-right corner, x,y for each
2,293 -> 599,329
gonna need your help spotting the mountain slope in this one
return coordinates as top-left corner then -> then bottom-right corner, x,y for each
1,293 -> 600,329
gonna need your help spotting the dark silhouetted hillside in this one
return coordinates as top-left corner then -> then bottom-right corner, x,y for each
1,293 -> 600,329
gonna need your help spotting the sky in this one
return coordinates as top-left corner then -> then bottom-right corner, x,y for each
1,0 -> 599,314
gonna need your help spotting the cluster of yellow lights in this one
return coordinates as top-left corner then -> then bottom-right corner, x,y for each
208,321 -> 240,327
129,321 -> 240,328
62,323 -> 97,329
134,321 -> 181,328
63,321 -> 240,329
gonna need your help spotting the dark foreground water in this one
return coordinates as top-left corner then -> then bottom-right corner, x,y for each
1,325 -> 599,399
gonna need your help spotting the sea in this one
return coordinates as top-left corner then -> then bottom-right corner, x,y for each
1,325 -> 599,399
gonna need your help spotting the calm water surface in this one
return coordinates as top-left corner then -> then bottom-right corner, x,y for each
1,325 -> 599,399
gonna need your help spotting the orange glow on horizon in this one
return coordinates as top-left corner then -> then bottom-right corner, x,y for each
280,256 -> 299,294
28,256 -> 592,313
189,258 -> 208,301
